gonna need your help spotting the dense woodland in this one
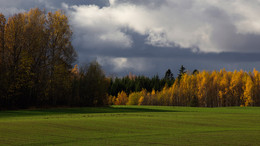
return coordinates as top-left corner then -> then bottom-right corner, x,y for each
0,9 -> 260,109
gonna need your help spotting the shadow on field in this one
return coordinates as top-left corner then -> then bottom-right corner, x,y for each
0,106 -> 176,118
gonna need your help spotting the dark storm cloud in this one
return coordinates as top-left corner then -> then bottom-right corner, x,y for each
76,30 -> 260,62
75,29 -> 260,76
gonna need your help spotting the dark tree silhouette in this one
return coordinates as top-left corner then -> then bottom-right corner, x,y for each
164,69 -> 175,87
178,65 -> 186,80
192,69 -> 199,75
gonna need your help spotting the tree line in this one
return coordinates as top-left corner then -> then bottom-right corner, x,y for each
108,66 -> 192,97
110,69 -> 260,107
109,74 -> 172,97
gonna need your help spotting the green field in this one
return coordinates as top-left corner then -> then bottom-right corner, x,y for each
0,106 -> 260,145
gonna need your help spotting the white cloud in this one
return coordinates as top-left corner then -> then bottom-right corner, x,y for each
67,0 -> 260,53
97,56 -> 151,72
229,1 -> 260,34
69,5 -> 133,49
0,7 -> 26,16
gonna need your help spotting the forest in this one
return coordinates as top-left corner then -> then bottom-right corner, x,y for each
0,9 -> 260,109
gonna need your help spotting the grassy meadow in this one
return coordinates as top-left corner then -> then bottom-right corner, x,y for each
0,106 -> 260,145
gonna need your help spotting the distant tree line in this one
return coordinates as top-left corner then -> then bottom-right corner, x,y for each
108,73 -> 173,97
108,65 -> 197,97
110,69 -> 260,107
0,9 -> 109,109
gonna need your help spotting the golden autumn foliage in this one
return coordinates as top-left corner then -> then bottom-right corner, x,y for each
114,91 -> 128,105
243,76 -> 254,106
113,69 -> 260,107
127,92 -> 141,105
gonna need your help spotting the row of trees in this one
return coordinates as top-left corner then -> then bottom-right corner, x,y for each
0,9 -> 109,109
109,74 -> 173,97
110,69 -> 260,107
109,66 -> 190,96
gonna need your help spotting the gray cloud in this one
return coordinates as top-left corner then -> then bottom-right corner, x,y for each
110,0 -> 169,9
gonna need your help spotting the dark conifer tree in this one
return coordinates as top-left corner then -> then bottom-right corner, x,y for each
178,65 -> 186,81
164,69 -> 175,87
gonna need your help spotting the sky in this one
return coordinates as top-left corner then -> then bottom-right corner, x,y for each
1,0 -> 260,77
